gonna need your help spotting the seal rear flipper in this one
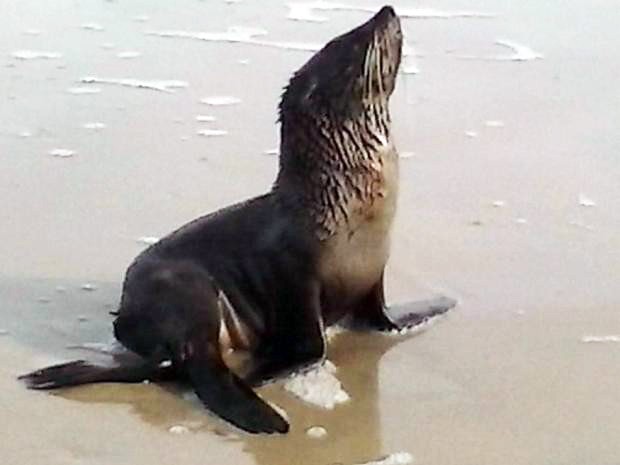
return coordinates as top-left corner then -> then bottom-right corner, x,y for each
185,342 -> 289,434
19,359 -> 167,390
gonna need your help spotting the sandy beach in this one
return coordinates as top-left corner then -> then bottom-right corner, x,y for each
1,1 -> 619,464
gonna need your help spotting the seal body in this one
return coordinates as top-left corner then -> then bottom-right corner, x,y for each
20,6 -> 456,435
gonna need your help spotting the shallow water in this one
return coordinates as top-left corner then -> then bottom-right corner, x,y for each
1,0 -> 620,464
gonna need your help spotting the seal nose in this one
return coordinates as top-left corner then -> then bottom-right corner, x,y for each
374,5 -> 397,22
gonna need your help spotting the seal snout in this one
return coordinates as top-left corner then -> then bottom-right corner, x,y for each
374,5 -> 397,22
372,5 -> 402,39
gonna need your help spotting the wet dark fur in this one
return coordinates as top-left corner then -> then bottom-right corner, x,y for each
20,6 -> 456,435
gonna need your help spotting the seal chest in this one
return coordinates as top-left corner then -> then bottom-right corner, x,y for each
319,141 -> 399,309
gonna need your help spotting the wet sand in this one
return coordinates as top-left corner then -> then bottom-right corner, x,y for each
1,0 -> 619,464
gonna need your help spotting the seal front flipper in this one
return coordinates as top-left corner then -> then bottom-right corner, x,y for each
246,278 -> 325,386
347,273 -> 457,331
386,296 -> 457,329
184,336 -> 289,434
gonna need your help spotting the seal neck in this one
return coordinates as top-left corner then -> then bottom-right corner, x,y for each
274,103 -> 393,239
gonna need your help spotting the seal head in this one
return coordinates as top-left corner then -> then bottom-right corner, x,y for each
280,5 -> 402,118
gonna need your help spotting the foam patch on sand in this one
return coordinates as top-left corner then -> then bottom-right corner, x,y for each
283,359 -> 349,409
82,122 -> 106,130
581,335 -> 620,343
11,50 -> 62,60
287,2 -> 494,22
81,23 -> 104,31
67,86 -> 102,94
196,129 -> 228,137
357,452 -> 414,465
149,25 -> 418,56
457,40 -> 543,62
325,324 -> 345,342
494,40 -> 543,61
578,193 -> 596,207
200,96 -> 241,106
80,77 -> 188,92
147,27 -> 322,52
49,148 -> 76,158
116,51 -> 142,59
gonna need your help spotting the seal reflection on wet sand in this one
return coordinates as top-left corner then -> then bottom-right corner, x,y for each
19,6 -> 455,434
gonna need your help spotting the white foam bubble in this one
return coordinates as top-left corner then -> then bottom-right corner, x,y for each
82,122 -> 106,130
492,200 -> 505,207
581,335 -> 620,343
356,452 -> 414,465
568,220 -> 594,231
168,425 -> 190,434
67,86 -> 103,95
195,115 -> 217,122
18,130 -> 33,138
23,29 -> 42,36
283,360 -> 349,409
399,151 -> 415,159
288,3 -> 329,22
136,236 -> 160,245
49,148 -> 76,158
495,40 -> 543,61
80,283 -> 97,291
116,51 -> 142,59
11,50 -> 62,60
458,40 -> 543,62
196,129 -> 228,137
200,96 -> 241,106
306,425 -> 328,438
147,26 -> 267,44
485,120 -> 505,128
465,130 -> 478,138
81,23 -> 104,31
401,63 -> 420,75
80,77 -> 188,93
578,193 -> 596,207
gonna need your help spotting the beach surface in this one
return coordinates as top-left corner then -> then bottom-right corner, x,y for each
1,1 -> 619,464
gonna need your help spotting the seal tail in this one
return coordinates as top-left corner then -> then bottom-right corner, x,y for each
18,359 -> 166,390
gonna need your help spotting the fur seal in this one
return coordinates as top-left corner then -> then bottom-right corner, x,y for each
20,5 -> 456,434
